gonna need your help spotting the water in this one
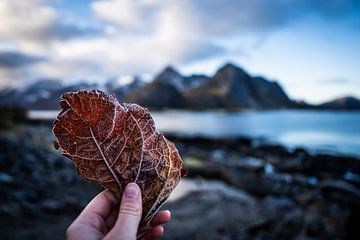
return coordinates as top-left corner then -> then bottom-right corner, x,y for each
28,110 -> 360,157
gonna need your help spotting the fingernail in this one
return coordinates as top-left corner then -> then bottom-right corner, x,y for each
165,210 -> 171,217
124,183 -> 139,199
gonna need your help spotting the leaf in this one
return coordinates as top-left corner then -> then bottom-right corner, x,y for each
52,90 -> 183,226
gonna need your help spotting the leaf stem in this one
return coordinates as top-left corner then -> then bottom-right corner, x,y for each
89,126 -> 122,194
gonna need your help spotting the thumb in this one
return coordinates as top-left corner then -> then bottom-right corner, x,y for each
105,183 -> 142,240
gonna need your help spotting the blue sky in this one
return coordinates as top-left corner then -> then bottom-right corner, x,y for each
0,0 -> 359,103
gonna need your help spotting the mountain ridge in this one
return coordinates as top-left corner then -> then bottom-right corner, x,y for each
183,63 -> 292,109
0,62 -> 359,110
319,96 -> 360,110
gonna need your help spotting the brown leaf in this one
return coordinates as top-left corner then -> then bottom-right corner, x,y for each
52,90 -> 183,226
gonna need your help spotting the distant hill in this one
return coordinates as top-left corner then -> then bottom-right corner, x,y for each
124,63 -> 293,109
0,78 -> 145,110
123,66 -> 209,109
154,66 -> 210,91
124,80 -> 186,109
0,63 -> 358,110
184,63 -> 292,109
319,96 -> 360,110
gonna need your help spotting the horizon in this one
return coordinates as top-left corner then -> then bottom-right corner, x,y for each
1,61 -> 358,105
0,0 -> 360,104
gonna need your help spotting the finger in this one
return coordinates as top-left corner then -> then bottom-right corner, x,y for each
150,210 -> 171,227
142,225 -> 164,240
105,183 -> 142,240
75,190 -> 118,226
105,206 -> 119,231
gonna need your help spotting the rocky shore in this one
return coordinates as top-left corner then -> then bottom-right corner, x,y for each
1,124 -> 360,239
164,135 -> 360,239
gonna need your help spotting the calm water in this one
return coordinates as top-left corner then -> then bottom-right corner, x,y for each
28,110 -> 360,157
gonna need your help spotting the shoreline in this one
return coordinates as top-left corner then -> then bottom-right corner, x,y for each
165,132 -> 360,160
24,109 -> 360,158
1,123 -> 360,239
26,108 -> 360,119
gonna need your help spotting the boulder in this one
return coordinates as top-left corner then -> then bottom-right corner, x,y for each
163,180 -> 272,240
320,180 -> 360,205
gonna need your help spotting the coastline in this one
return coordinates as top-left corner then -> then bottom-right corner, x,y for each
25,109 -> 360,158
1,123 -> 360,239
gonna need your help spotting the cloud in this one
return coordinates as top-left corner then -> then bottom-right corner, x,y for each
0,0 -> 56,42
0,0 -> 102,87
0,49 -> 47,88
0,51 -> 45,68
179,42 -> 226,63
90,0 -> 223,64
0,0 -> 99,53
94,0 -> 360,37
0,0 -> 360,89
191,0 -> 360,36
88,0 -> 360,73
39,0 -> 227,80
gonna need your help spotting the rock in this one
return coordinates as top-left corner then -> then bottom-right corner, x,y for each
294,235 -> 318,240
264,162 -> 275,176
320,180 -> 360,205
184,164 -> 234,185
304,154 -> 360,179
210,149 -> 227,161
1,124 -> 359,239
322,203 -> 351,238
40,199 -> 64,213
162,180 -> 273,240
273,209 -> 305,239
304,213 -> 326,238
264,196 -> 295,209
255,144 -> 292,158
233,157 -> 266,173
292,174 -> 318,187
343,171 -> 360,187
0,203 -> 22,216
0,130 -> 90,219
0,172 -> 15,185
294,191 -> 317,206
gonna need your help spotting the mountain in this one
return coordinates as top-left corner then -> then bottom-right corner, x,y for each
0,79 -> 63,109
124,63 -> 292,110
319,96 -> 360,110
154,66 -> 210,91
122,66 -> 208,109
1,63 -> 358,111
107,76 -> 146,100
0,78 -> 144,110
123,80 -> 185,109
184,63 -> 292,109
0,79 -> 103,109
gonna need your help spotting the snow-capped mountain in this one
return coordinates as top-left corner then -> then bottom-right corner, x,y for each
0,77 -> 145,110
154,66 -> 210,91
1,63 -> 356,110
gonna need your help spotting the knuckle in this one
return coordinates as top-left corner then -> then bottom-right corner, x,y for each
91,215 -> 104,229
119,203 -> 141,217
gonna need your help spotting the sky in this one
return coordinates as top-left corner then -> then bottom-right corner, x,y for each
0,0 -> 359,104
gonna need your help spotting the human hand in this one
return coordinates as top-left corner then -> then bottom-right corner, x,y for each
66,183 -> 170,240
